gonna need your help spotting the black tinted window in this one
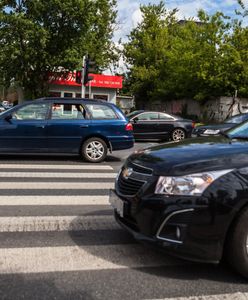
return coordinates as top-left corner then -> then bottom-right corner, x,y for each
159,113 -> 174,120
136,112 -> 159,121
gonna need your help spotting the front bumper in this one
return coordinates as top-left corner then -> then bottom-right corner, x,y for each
111,189 -> 224,264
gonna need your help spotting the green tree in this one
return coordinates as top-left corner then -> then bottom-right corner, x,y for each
0,0 -> 117,102
123,1 -> 248,106
123,2 -> 178,107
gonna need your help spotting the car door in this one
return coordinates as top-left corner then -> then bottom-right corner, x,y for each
0,102 -> 49,153
131,112 -> 159,140
157,113 -> 176,139
46,102 -> 92,153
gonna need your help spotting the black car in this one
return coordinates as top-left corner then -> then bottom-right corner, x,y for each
127,110 -> 194,141
193,113 -> 248,136
110,120 -> 248,278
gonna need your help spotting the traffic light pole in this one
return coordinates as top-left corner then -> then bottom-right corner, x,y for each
81,56 -> 86,98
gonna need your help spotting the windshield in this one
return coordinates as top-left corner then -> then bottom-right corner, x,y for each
225,114 -> 245,124
228,120 -> 248,138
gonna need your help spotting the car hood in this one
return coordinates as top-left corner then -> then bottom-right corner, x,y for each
128,136 -> 248,176
195,123 -> 232,131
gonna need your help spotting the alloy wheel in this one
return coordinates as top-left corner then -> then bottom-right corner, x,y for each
172,129 -> 185,141
85,141 -> 104,160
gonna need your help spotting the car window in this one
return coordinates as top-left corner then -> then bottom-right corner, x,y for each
51,103 -> 85,120
86,104 -> 118,119
228,120 -> 248,137
159,113 -> 174,120
135,112 -> 159,121
126,110 -> 142,118
12,103 -> 49,120
225,115 -> 244,124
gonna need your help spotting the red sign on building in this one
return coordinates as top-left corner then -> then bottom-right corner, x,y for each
48,72 -> 122,89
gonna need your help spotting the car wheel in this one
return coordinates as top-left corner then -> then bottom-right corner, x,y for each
81,137 -> 107,163
171,128 -> 186,141
226,207 -> 248,278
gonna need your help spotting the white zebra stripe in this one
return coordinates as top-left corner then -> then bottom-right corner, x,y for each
0,195 -> 110,205
0,244 -> 186,274
148,292 -> 248,300
0,164 -> 113,170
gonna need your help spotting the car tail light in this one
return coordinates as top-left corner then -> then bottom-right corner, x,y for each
125,123 -> 133,131
192,122 -> 195,128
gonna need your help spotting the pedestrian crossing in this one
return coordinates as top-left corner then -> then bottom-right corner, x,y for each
0,159 -> 246,299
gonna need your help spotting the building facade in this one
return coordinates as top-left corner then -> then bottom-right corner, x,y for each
48,72 -> 122,104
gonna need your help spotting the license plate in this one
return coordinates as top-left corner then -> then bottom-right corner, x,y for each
109,189 -> 124,217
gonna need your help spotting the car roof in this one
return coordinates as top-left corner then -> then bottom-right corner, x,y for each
32,97 -> 114,106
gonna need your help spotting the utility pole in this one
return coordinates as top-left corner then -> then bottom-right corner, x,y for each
81,55 -> 86,98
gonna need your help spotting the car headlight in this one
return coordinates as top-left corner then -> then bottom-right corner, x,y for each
155,170 -> 233,196
203,129 -> 220,135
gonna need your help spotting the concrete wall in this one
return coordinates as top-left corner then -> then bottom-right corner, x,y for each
147,97 -> 248,121
149,99 -> 201,116
202,97 -> 248,122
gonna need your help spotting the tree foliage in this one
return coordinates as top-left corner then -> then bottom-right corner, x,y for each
123,1 -> 248,105
0,0 -> 117,99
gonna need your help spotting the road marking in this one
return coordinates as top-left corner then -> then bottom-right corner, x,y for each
0,182 -> 114,189
0,195 -> 111,205
0,244 -> 185,274
0,215 -> 118,232
149,292 -> 248,300
0,172 -> 116,178
0,164 -> 114,170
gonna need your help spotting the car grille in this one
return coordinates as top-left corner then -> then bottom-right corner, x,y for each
130,163 -> 153,175
117,172 -> 145,196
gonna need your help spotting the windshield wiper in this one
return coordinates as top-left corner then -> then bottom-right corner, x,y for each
219,131 -> 230,139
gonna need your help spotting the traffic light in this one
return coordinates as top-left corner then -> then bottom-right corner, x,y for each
83,56 -> 96,85
75,70 -> 81,84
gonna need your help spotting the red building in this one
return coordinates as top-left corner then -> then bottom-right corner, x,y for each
48,72 -> 122,104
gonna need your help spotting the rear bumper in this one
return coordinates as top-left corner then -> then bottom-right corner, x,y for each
110,136 -> 134,151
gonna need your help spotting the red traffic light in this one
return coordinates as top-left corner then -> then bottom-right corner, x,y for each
76,71 -> 82,84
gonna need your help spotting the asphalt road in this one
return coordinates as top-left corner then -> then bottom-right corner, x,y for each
0,142 -> 247,300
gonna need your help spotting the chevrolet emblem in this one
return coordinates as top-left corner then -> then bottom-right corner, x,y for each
122,167 -> 133,179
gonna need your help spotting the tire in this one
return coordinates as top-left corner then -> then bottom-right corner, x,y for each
226,207 -> 248,278
81,137 -> 108,163
171,128 -> 186,141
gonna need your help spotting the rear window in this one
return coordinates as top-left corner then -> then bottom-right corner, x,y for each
86,104 -> 118,119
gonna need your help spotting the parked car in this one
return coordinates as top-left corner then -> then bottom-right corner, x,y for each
192,113 -> 248,136
0,97 -> 134,162
110,120 -> 248,278
126,110 -> 194,141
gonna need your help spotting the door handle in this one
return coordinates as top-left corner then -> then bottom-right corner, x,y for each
36,125 -> 45,129
80,125 -> 89,128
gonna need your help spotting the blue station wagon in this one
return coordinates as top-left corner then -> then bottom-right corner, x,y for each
0,98 -> 134,162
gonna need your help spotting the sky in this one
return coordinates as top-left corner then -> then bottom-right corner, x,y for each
114,0 -> 248,42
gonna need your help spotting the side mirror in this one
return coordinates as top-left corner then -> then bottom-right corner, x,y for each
4,114 -> 12,123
